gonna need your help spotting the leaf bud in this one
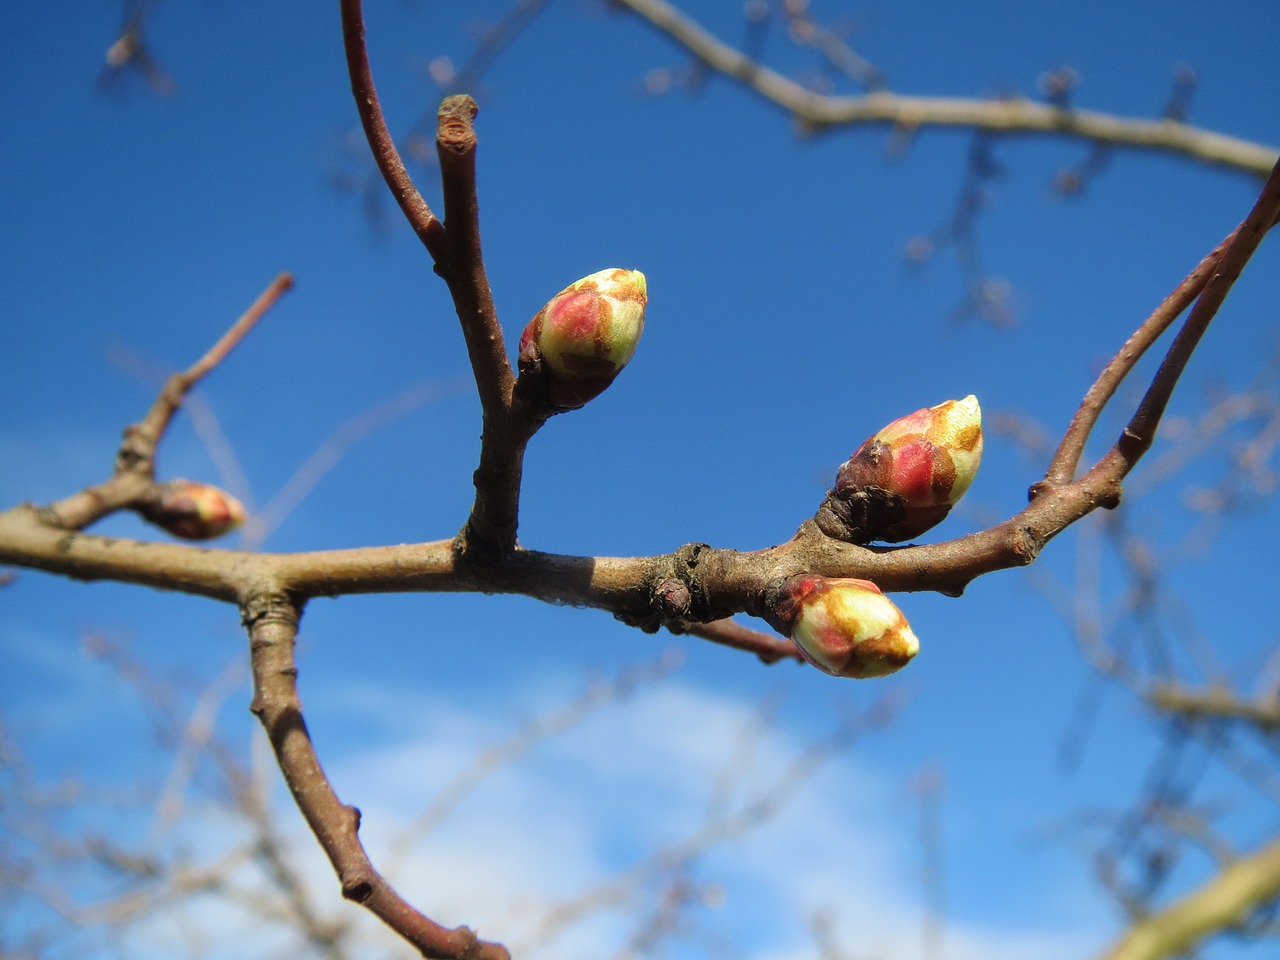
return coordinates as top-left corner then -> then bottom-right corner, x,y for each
815,395 -> 983,543
765,575 -> 919,679
517,268 -> 647,410
142,480 -> 245,540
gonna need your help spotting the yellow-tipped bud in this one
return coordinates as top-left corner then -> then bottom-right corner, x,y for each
816,396 -> 983,544
142,480 -> 245,540
767,575 -> 919,678
517,268 -> 647,410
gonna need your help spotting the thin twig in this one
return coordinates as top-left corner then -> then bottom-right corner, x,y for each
385,650 -> 684,877
340,0 -> 447,260
682,618 -> 804,665
1088,159 -> 1280,487
1040,232 -> 1236,489
435,94 -> 514,414
39,273 -> 292,530
1147,685 -> 1280,730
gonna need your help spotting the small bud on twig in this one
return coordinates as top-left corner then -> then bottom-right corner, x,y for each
815,395 -> 983,543
141,480 -> 246,540
517,268 -> 647,410
765,575 -> 919,678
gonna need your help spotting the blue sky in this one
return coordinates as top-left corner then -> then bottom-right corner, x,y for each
2,2 -> 1279,958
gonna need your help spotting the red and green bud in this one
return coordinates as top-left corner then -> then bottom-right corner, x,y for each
142,480 -> 245,540
765,575 -> 919,679
517,268 -> 647,410
814,395 -> 983,544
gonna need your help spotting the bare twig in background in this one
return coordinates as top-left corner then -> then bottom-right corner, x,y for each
39,273 -> 293,533
384,649 -> 685,876
100,0 -> 174,96
517,697 -> 897,955
609,0 -> 1277,175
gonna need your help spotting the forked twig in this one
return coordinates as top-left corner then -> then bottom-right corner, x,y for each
40,273 -> 293,531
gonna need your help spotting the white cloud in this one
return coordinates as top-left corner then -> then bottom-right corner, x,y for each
315,674 -> 1101,960
4,664 -> 1102,960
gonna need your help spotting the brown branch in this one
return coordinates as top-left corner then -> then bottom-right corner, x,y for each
1085,158 -> 1280,489
3,160 -> 1277,656
611,0 -> 1278,176
340,0 -> 447,260
433,94 -> 534,562
681,618 -> 805,665
341,2 -> 512,408
342,0 -> 527,559
243,591 -> 511,960
435,95 -> 513,415
40,273 -> 292,531
1039,231 -> 1236,489
1096,834 -> 1280,960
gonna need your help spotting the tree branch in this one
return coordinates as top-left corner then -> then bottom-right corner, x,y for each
432,96 -> 537,561
610,0 -> 1278,176
435,95 -> 513,414
342,0 -> 528,559
340,0 -> 446,259
243,590 -> 511,960
1097,834 -> 1280,960
682,619 -> 804,665
1039,233 -> 1234,488
1086,158 -> 1280,488
39,272 -> 293,531
1146,685 -> 1280,730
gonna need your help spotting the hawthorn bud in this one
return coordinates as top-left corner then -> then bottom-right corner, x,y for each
142,480 -> 245,540
765,575 -> 919,679
815,395 -> 983,544
518,268 -> 647,410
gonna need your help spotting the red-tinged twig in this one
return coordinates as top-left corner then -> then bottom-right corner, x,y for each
243,591 -> 511,960
340,0 -> 446,261
682,618 -> 805,665
128,271 -> 293,474
39,273 -> 292,531
342,0 -> 529,559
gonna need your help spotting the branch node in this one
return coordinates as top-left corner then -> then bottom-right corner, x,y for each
341,877 -> 375,903
438,94 -> 479,156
